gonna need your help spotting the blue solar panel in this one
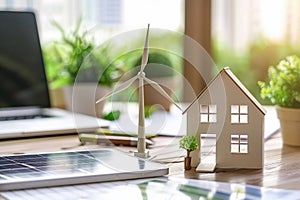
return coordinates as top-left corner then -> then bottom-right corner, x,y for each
0,149 -> 168,191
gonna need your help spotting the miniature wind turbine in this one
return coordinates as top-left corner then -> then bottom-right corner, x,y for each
96,24 -> 182,158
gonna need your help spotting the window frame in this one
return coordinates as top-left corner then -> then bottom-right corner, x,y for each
200,104 -> 217,123
230,134 -> 248,154
230,105 -> 248,124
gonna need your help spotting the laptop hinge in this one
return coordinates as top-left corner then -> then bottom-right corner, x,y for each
0,107 -> 41,117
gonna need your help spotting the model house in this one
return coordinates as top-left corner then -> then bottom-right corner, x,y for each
183,67 -> 266,172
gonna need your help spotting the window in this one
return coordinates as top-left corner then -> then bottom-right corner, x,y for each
231,134 -> 248,154
231,105 -> 248,123
98,0 -> 122,24
200,104 -> 217,123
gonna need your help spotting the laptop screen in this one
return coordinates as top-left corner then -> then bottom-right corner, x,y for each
0,11 -> 50,109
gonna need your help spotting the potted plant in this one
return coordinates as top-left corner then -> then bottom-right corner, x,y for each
258,55 -> 300,146
44,19 -> 124,117
179,135 -> 199,170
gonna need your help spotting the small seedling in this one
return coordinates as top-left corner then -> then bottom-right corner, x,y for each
180,135 -> 199,157
179,135 -> 198,170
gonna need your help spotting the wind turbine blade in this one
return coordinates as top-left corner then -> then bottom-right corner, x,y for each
144,77 -> 182,111
140,24 -> 150,72
96,75 -> 138,104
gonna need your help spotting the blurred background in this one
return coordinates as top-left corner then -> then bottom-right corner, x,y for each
1,0 -> 300,107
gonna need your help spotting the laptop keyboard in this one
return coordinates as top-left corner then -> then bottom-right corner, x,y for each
0,114 -> 51,121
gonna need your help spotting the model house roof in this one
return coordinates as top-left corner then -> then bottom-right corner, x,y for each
183,67 -> 267,115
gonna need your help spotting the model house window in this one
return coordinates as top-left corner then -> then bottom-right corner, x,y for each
231,105 -> 248,123
200,104 -> 217,123
231,134 -> 248,154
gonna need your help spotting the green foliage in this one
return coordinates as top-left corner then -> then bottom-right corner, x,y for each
144,105 -> 158,118
179,135 -> 198,157
133,49 -> 174,77
258,55 -> 300,108
212,38 -> 259,100
43,18 -> 123,89
43,44 -> 70,88
212,37 -> 300,105
102,110 -> 121,121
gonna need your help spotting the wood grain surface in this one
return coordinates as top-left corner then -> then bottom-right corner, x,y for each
0,132 -> 299,190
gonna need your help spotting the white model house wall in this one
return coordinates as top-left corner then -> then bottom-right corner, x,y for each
186,67 -> 265,169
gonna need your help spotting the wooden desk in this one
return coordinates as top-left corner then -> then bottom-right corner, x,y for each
0,132 -> 300,190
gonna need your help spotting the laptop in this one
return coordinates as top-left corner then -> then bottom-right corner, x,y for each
0,11 -> 109,139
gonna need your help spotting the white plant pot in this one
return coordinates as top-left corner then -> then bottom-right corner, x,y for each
276,106 -> 300,146
63,83 -> 109,118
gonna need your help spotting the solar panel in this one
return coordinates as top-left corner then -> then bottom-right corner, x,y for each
0,149 -> 168,191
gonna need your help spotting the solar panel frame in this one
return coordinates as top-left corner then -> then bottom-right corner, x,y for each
0,149 -> 168,191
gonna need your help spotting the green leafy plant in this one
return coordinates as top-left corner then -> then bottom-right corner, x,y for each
258,55 -> 300,108
133,49 -> 174,77
102,110 -> 121,121
144,105 -> 158,118
44,18 -> 123,89
179,135 -> 199,157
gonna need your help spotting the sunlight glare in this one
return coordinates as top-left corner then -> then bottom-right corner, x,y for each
260,0 -> 287,41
